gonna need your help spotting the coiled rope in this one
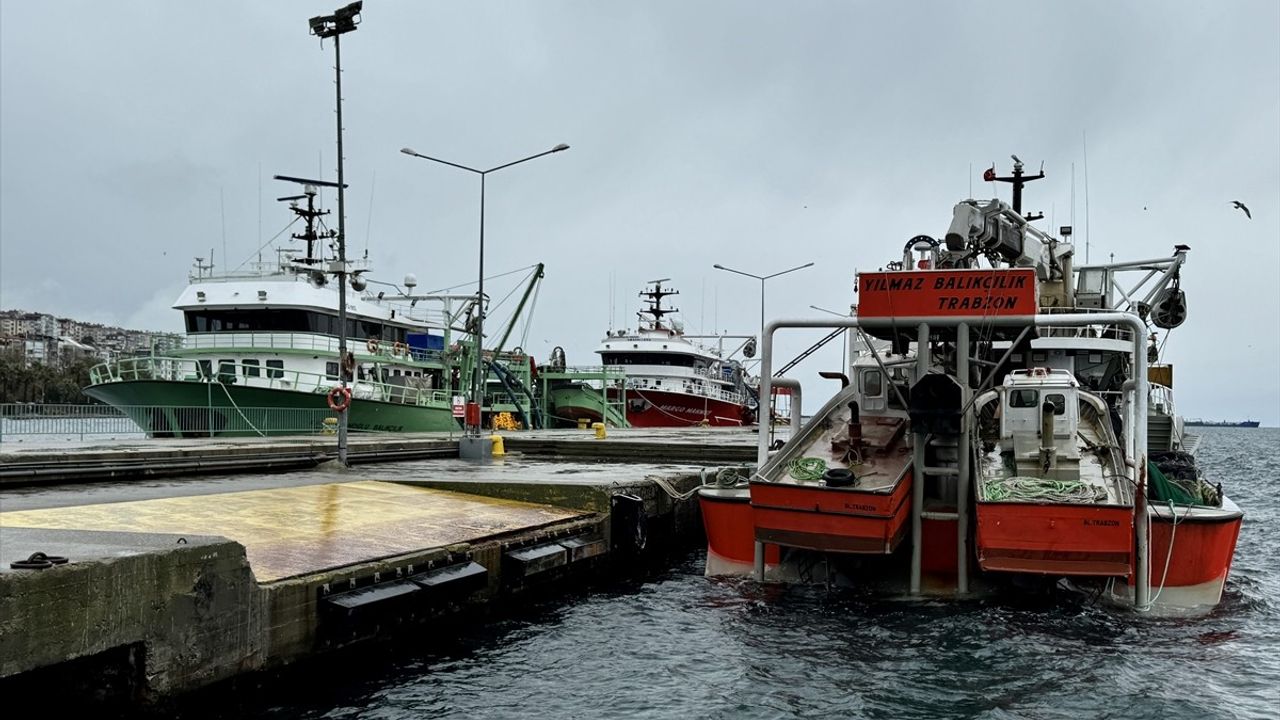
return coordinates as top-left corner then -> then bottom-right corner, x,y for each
982,476 -> 1108,503
787,457 -> 828,482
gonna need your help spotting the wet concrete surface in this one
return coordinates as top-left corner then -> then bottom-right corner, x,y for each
0,456 -> 712,512
0,480 -> 585,582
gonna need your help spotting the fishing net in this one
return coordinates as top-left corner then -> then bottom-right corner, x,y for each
1148,457 -> 1218,506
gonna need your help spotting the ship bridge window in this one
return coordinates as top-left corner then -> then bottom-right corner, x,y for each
601,352 -> 695,367
1009,389 -> 1039,408
325,361 -> 339,380
185,309 -> 407,344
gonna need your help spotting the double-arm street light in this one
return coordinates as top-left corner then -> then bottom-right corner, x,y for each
713,262 -> 815,346
400,144 -> 569,455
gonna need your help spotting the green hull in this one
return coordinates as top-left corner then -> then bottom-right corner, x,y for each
84,380 -> 459,438
546,382 -> 629,428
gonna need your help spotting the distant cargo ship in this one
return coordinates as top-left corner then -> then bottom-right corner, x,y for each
1185,419 -> 1260,428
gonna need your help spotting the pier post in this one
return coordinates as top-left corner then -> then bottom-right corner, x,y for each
956,322 -> 970,594
910,322 -> 929,595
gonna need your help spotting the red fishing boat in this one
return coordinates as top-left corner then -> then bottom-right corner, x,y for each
697,157 -> 1243,613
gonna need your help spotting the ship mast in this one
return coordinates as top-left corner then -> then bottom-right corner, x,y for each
987,154 -> 1045,221
637,278 -> 679,331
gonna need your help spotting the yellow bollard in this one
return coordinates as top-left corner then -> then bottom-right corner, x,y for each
577,417 -> 590,430
490,434 -> 505,456
593,422 -> 607,440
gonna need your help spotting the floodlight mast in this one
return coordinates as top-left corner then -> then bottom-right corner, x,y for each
308,2 -> 362,466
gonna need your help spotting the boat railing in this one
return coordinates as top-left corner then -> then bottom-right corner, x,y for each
1149,382 -> 1175,416
177,332 -> 445,364
88,356 -> 453,408
623,375 -> 745,405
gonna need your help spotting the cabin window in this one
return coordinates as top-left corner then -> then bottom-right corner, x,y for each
325,361 -> 339,380
198,359 -> 212,379
862,370 -> 884,397
241,359 -> 261,377
266,359 -> 284,378
216,359 -> 237,383
1045,393 -> 1067,415
1009,389 -> 1039,408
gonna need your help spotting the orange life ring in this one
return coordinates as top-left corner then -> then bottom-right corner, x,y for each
393,341 -> 407,357
366,338 -> 380,354
327,386 -> 352,412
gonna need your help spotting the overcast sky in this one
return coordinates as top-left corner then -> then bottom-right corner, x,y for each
2,1 -> 1277,423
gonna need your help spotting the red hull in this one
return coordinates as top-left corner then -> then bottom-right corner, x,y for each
976,502 -> 1134,576
612,388 -> 750,427
749,472 -> 913,554
1149,501 -> 1243,590
699,488 -> 779,574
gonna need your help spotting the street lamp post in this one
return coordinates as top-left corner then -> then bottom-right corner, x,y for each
712,262 -> 814,345
809,303 -> 853,372
308,1 -> 362,466
401,144 -> 569,457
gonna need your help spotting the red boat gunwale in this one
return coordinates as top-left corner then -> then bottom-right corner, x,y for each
976,501 -> 1135,576
749,471 -> 913,554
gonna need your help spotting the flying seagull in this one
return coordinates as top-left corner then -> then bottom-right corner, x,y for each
1232,200 -> 1251,219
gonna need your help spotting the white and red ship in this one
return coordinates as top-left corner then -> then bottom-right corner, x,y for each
700,157 -> 1243,613
554,281 -> 758,427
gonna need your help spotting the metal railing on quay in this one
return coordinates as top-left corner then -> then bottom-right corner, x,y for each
0,403 -> 343,442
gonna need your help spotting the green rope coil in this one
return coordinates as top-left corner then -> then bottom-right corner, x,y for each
982,476 -> 1108,503
787,457 -> 828,482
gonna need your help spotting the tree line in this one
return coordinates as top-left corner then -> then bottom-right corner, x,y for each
0,347 -> 100,404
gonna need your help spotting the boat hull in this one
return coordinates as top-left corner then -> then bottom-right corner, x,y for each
975,502 -> 1134,576
612,388 -> 749,427
699,486 -> 779,576
749,472 -> 912,554
1139,497 -> 1243,610
83,379 -> 458,437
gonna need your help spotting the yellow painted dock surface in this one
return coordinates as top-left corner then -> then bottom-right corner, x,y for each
0,481 -> 585,582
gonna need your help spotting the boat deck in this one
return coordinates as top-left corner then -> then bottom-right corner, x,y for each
773,415 -> 910,491
978,421 -> 1129,505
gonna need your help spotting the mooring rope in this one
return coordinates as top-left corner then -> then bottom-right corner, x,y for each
982,476 -> 1107,503
216,380 -> 266,437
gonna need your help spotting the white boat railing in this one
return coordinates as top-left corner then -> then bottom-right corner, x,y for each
177,332 -> 446,364
623,375 -> 746,405
88,356 -> 454,408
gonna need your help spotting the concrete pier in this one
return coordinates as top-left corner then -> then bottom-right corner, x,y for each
0,426 -> 758,485
0,430 -> 740,703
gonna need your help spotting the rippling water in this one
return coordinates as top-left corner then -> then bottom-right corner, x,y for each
177,428 -> 1277,719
